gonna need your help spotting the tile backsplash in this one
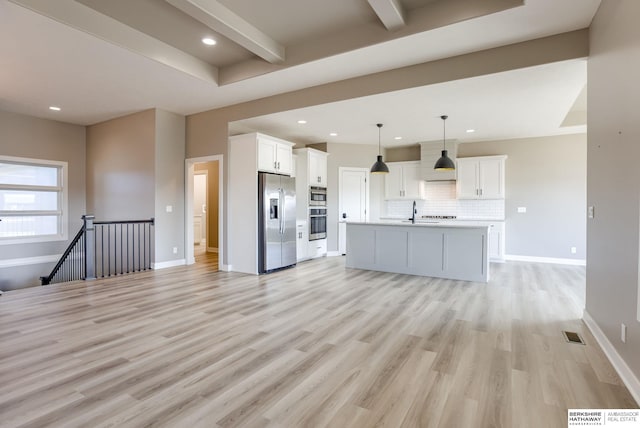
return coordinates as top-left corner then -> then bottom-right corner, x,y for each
384,181 -> 505,220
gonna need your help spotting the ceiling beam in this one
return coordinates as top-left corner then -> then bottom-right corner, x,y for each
9,0 -> 219,84
367,0 -> 406,31
166,0 -> 285,63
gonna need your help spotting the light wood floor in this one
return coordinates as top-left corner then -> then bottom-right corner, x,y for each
0,257 -> 636,427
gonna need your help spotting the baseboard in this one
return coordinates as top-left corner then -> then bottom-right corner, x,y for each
326,251 -> 343,257
583,310 -> 640,405
186,257 -> 196,265
505,254 -> 586,266
220,264 -> 231,272
151,259 -> 186,270
0,254 -> 62,269
207,247 -> 219,253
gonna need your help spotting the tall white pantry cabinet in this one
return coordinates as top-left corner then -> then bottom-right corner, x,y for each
228,133 -> 295,274
294,148 -> 328,261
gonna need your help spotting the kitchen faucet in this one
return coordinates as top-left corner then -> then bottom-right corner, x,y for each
410,200 -> 417,224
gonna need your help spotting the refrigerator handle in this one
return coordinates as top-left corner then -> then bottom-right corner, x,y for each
279,188 -> 285,235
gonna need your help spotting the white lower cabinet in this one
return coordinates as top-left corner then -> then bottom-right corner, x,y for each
488,221 -> 505,262
296,221 -> 308,261
308,239 -> 327,259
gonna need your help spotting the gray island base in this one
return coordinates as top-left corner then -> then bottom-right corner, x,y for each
345,222 -> 490,282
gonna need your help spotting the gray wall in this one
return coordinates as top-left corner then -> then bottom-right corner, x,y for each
586,0 -> 640,387
459,134 -> 587,260
154,110 -> 186,263
86,109 -> 155,220
0,109 -> 86,290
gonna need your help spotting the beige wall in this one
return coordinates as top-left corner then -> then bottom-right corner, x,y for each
186,31 -> 588,265
195,160 -> 220,249
0,109 -> 86,290
87,109 -> 187,264
586,0 -> 640,391
459,134 -> 587,260
386,145 -> 421,162
87,109 -> 155,220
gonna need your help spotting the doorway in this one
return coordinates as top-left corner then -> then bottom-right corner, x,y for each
338,167 -> 370,255
193,171 -> 207,256
185,155 -> 224,270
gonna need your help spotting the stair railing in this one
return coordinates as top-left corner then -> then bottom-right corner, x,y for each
41,215 -> 154,285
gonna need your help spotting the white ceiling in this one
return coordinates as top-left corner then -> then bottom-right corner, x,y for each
0,0 -> 599,145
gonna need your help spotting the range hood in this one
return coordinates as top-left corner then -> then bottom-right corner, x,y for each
420,141 -> 457,181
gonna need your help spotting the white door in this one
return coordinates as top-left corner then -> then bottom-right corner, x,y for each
339,168 -> 369,255
194,173 -> 207,245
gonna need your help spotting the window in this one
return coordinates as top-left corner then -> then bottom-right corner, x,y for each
0,156 -> 68,244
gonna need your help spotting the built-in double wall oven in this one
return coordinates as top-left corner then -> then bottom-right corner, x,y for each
309,186 -> 327,240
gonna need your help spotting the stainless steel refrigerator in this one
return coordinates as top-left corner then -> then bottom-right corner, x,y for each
258,172 -> 297,273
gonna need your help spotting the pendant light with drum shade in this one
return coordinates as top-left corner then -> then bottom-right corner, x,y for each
434,115 -> 455,171
371,123 -> 389,174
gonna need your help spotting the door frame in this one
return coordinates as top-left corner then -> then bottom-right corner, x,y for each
338,167 -> 370,255
185,155 -> 224,269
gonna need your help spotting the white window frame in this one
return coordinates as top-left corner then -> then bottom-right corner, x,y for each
0,155 -> 68,245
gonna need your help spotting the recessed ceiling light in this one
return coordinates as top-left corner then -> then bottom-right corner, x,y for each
297,120 -> 307,124
466,129 -> 475,133
202,37 -> 217,46
329,132 -> 338,137
394,136 -> 402,140
49,106 -> 61,111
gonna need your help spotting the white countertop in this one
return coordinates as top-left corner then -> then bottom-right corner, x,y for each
379,216 -> 505,222
347,221 -> 490,229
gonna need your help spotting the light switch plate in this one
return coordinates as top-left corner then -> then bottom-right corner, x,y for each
517,207 -> 526,213
166,205 -> 173,213
588,206 -> 595,219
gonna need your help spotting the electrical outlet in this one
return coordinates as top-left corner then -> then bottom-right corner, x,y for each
571,247 -> 577,254
172,247 -> 178,254
621,323 -> 627,343
588,206 -> 595,219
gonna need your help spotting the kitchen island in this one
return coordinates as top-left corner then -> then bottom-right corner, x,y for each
345,221 -> 490,282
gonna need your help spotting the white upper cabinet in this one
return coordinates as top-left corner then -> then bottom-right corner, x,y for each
456,155 -> 506,199
257,134 -> 294,175
385,161 -> 425,200
294,147 -> 328,188
308,149 -> 328,187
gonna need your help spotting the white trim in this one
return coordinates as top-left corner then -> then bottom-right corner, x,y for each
220,264 -> 231,272
505,254 -> 586,266
151,259 -> 186,270
583,310 -> 640,405
326,251 -> 343,257
207,247 -> 218,253
0,155 -> 69,245
0,254 -> 61,268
